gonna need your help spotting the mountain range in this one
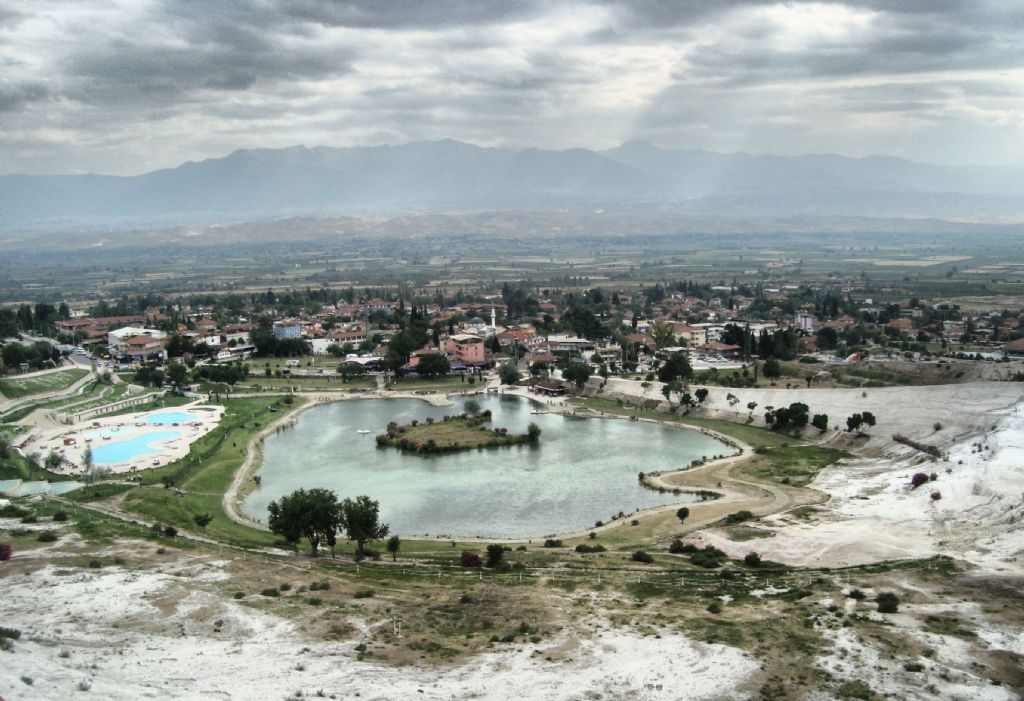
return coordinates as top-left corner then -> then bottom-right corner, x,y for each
2,140 -> 1023,232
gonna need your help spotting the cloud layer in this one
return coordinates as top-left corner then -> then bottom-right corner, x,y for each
1,0 -> 1022,174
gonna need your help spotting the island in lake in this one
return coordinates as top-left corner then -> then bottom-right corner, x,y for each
376,409 -> 541,454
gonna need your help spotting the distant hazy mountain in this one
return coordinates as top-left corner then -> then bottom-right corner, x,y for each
2,139 -> 1023,231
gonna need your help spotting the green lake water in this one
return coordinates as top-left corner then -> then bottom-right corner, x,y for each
242,395 -> 728,538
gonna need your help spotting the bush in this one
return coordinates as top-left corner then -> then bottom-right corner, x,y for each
575,544 -> 607,554
743,552 -> 762,567
0,504 -> 26,517
279,583 -> 291,591
486,543 -> 505,568
847,589 -> 866,600
631,550 -> 654,564
910,473 -> 930,489
163,526 -> 178,537
877,592 -> 900,613
723,510 -> 755,525
690,546 -> 726,569
20,514 -> 37,524
668,539 -> 687,554
930,491 -> 942,501
233,592 -> 245,599
0,542 -> 12,561
460,551 -> 482,567
0,627 -> 21,640
52,510 -> 69,522
543,539 -> 563,548
88,559 -> 102,568
353,589 -> 374,599
706,602 -> 723,614
260,587 -> 280,597
36,531 -> 58,543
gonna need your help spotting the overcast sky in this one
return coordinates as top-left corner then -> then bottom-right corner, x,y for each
2,0 -> 1023,175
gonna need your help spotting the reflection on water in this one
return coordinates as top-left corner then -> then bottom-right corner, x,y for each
243,395 -> 728,538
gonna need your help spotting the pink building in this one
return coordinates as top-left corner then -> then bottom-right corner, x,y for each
444,334 -> 486,365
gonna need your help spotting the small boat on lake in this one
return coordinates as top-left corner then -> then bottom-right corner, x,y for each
357,429 -> 371,435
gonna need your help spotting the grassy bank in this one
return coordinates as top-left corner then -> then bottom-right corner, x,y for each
572,396 -> 793,449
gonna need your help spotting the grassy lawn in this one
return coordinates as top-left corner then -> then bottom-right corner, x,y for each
0,368 -> 89,399
740,445 -> 849,487
573,397 -> 793,449
117,396 -> 295,549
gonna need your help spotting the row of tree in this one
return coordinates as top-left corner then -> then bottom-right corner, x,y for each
267,489 -> 389,559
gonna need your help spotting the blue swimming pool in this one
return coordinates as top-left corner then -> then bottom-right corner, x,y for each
146,412 -> 197,425
91,430 -> 181,464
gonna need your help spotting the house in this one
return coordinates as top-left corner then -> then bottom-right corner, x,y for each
125,335 -> 166,362
671,323 -> 707,347
701,342 -> 742,360
533,380 -> 567,396
1000,338 -> 1024,358
444,334 -> 486,365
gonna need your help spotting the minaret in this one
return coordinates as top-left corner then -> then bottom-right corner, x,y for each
491,306 -> 496,329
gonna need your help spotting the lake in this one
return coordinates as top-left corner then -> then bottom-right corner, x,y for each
243,394 -> 728,538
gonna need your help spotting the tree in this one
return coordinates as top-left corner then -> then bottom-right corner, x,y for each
811,414 -> 829,432
416,353 -> 450,379
651,321 -> 676,349
526,422 -> 542,442
339,495 -> 389,560
193,513 -> 213,532
657,353 -> 692,383
337,361 -> 362,382
81,446 -> 95,483
743,551 -> 762,567
387,535 -> 401,561
464,398 -> 481,415
861,411 -> 876,428
486,543 -> 505,568
562,362 -> 591,388
676,506 -> 690,522
763,358 -> 782,382
165,362 -> 189,392
497,363 -> 520,385
695,388 -> 709,404
44,450 -> 63,472
267,488 -> 341,557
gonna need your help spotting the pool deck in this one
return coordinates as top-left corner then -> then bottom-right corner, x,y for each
20,402 -> 225,476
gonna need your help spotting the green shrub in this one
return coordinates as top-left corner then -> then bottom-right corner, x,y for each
260,587 -> 280,597
543,539 -> 562,548
631,550 -> 654,564
743,552 -> 762,567
877,592 -> 900,613
52,510 -> 69,522
36,531 -> 58,543
707,602 -> 723,614
723,510 -> 755,525
233,592 -> 245,599
353,589 -> 375,599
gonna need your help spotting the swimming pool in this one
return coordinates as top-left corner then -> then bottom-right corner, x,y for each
146,412 -> 197,425
91,430 -> 181,464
